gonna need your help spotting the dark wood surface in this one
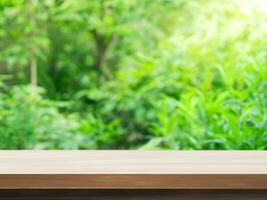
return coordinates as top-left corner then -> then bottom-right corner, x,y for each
0,151 -> 266,189
1,174 -> 267,189
0,190 -> 266,200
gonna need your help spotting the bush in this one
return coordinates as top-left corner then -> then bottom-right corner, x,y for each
0,85 -> 82,149
0,0 -> 266,149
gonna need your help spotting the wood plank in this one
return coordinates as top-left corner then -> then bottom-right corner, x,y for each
0,174 -> 267,189
1,151 -> 266,174
0,190 -> 267,200
0,151 -> 266,189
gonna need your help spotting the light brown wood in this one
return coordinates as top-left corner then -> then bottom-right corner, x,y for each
0,151 -> 266,189
0,174 -> 267,189
1,151 -> 266,174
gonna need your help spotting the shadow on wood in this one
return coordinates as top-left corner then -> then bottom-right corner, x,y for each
0,190 -> 266,200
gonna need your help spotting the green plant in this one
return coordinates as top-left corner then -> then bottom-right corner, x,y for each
0,0 -> 266,149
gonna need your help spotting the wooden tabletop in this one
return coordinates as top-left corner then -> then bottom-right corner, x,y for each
0,151 -> 266,189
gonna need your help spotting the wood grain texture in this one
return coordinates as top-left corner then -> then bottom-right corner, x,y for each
0,190 -> 267,200
0,151 -> 266,189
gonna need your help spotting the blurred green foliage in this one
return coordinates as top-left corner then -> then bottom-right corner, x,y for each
0,0 -> 266,149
